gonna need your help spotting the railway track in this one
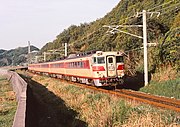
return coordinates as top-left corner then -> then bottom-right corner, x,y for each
66,81 -> 180,112
116,89 -> 180,112
21,72 -> 180,112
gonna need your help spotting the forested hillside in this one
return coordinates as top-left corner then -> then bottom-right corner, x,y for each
41,0 -> 180,73
0,46 -> 39,66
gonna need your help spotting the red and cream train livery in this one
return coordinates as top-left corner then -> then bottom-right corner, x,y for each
28,51 -> 125,86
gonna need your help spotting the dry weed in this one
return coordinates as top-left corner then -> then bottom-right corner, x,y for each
152,65 -> 177,82
29,73 -> 179,127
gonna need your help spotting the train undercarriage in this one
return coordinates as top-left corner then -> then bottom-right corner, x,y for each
31,70 -> 124,87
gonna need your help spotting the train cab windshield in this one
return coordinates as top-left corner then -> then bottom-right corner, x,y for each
93,57 -> 105,64
116,56 -> 123,63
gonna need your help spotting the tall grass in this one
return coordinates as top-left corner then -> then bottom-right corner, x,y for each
140,78 -> 180,99
0,76 -> 17,127
30,74 -> 179,127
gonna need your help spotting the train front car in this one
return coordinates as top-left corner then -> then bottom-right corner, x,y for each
91,51 -> 124,87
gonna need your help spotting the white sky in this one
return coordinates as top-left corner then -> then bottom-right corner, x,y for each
0,0 -> 120,50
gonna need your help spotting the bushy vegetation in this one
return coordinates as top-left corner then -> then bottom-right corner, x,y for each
0,76 -> 17,127
41,0 -> 180,73
140,77 -> 180,99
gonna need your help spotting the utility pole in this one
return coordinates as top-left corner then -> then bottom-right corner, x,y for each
28,41 -> 31,64
28,41 -> 31,54
65,42 -> 68,57
35,56 -> 38,63
142,10 -> 148,86
103,10 -> 159,86
44,52 -> 46,62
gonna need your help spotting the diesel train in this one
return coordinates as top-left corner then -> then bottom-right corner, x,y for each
28,51 -> 125,86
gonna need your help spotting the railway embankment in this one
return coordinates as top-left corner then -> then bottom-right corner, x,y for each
0,69 -> 87,127
1,69 -> 179,126
21,71 -> 179,127
0,69 -> 26,127
23,74 -> 87,127
0,71 -> 17,127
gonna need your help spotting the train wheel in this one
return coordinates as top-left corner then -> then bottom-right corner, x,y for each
118,79 -> 124,85
87,79 -> 95,86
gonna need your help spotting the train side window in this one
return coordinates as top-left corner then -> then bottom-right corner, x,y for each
56,64 -> 59,68
71,62 -> 73,68
68,63 -> 70,68
116,56 -> 123,63
80,62 -> 83,68
93,57 -> 97,64
60,63 -> 62,67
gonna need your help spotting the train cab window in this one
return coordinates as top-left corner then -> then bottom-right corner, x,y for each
97,57 -> 105,64
93,57 -> 105,64
108,58 -> 113,63
116,56 -> 123,63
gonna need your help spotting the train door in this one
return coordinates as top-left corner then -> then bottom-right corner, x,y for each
106,56 -> 116,77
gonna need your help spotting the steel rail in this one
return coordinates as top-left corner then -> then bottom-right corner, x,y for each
25,71 -> 180,112
119,89 -> 180,106
65,81 -> 180,112
116,89 -> 180,112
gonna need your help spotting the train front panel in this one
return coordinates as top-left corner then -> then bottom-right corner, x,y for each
90,51 -> 124,86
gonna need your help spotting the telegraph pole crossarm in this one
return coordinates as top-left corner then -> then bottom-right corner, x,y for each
103,25 -> 143,39
103,10 -> 160,86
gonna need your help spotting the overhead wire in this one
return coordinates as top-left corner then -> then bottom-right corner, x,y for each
116,5 -> 178,52
73,1 -> 179,51
160,6 -> 179,16
155,2 -> 180,12
147,0 -> 175,11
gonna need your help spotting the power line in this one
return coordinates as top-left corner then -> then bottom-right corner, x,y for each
118,15 -> 137,24
71,27 -> 103,45
118,1 -> 178,24
117,1 -> 179,25
156,2 -> 180,12
148,0 -> 175,11
160,6 -> 179,16
68,0 -> 179,52
125,47 -> 144,53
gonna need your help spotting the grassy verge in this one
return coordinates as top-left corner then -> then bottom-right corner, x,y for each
0,76 -> 17,127
140,77 -> 180,99
27,73 -> 179,127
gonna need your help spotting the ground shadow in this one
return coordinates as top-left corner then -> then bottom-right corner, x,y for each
118,72 -> 152,91
21,75 -> 87,127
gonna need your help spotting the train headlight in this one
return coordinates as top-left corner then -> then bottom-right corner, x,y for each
117,51 -> 123,55
96,51 -> 103,56
121,73 -> 125,77
118,72 -> 124,78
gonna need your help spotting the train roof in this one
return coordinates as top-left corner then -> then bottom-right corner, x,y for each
29,50 -> 124,65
